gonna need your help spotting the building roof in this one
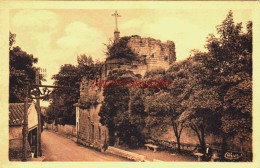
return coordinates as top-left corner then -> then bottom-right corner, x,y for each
9,103 -> 24,126
9,103 -> 37,127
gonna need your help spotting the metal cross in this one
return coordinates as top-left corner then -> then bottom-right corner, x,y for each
112,10 -> 121,31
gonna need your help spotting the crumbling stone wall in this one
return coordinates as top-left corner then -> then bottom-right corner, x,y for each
103,35 -> 176,77
77,105 -> 109,150
77,78 -> 108,151
127,35 -> 176,70
77,35 -> 177,150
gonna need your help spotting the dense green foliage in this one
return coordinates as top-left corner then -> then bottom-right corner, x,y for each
46,54 -> 103,125
203,11 -> 252,154
99,68 -> 144,146
47,64 -> 80,125
145,10 -> 252,155
9,32 -> 39,103
43,11 -> 252,158
100,11 -> 252,155
105,36 -> 138,63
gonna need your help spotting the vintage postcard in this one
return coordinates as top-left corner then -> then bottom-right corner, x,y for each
0,1 -> 259,168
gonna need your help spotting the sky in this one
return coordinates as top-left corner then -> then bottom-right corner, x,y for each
9,9 -> 251,106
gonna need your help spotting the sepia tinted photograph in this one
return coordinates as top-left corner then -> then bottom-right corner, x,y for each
4,2 -> 256,164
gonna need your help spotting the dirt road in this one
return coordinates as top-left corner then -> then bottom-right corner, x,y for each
41,130 -> 129,161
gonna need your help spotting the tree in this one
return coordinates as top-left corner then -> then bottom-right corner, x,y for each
99,68 -> 139,146
164,11 -> 252,152
142,69 -> 180,145
47,54 -> 100,125
9,32 -> 16,50
168,41 -> 177,64
77,54 -> 95,79
105,36 -> 138,63
50,64 -> 80,125
9,32 -> 39,103
144,91 -> 184,151
191,11 -> 252,156
164,58 -> 195,152
222,78 -> 252,153
128,87 -> 147,147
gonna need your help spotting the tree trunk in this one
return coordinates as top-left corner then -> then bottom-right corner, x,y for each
108,126 -> 115,146
221,133 -> 228,159
240,139 -> 245,161
190,123 -> 206,154
200,126 -> 206,153
176,136 -> 181,152
172,119 -> 183,153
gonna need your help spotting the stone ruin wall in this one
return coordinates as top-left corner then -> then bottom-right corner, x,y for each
102,35 -> 176,77
77,36 -> 252,155
77,77 -> 108,150
77,36 -> 177,150
77,105 -> 109,150
127,35 -> 176,71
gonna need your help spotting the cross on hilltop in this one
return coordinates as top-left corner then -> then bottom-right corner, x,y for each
112,10 -> 121,32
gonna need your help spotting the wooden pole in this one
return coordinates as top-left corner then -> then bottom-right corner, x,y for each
36,69 -> 42,156
22,83 -> 29,161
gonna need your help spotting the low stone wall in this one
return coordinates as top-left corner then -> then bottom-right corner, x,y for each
45,123 -> 76,137
149,139 -> 197,151
45,123 -> 55,130
57,124 -> 76,136
106,146 -> 145,162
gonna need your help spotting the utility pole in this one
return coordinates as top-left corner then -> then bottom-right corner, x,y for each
22,76 -> 29,161
35,68 -> 45,156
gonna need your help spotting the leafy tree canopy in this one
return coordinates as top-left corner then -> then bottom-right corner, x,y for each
105,36 -> 138,63
188,10 -> 252,153
99,68 -> 143,146
47,54 -> 99,125
9,32 -> 39,103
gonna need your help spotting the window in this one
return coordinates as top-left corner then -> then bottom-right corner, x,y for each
151,54 -> 154,58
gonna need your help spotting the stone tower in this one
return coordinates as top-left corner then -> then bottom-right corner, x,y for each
128,35 -> 176,71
